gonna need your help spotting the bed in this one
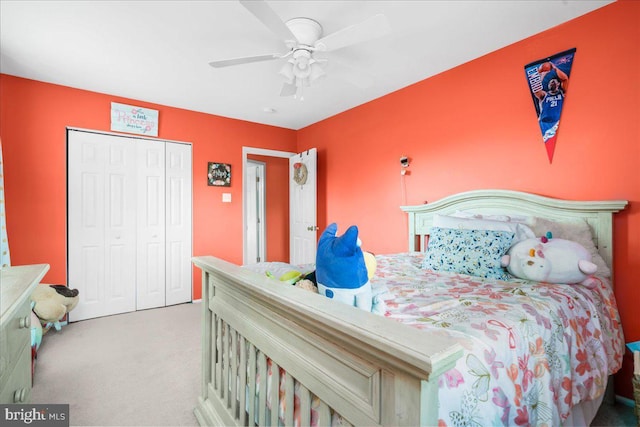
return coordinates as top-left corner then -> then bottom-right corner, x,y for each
192,189 -> 627,426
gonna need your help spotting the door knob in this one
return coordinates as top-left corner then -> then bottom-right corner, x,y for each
19,315 -> 31,329
14,388 -> 27,403
307,226 -> 319,231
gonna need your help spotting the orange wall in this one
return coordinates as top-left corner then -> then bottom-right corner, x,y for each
299,0 -> 639,397
0,75 -> 297,300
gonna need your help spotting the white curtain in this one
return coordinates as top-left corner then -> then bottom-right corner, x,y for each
0,137 -> 10,268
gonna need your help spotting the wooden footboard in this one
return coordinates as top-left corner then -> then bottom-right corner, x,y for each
193,256 -> 463,427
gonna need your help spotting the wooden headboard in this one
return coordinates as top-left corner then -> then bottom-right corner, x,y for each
400,189 -> 627,269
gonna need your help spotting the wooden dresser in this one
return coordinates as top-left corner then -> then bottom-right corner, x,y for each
0,264 -> 49,404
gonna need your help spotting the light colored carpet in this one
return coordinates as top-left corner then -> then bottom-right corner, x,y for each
31,302 -> 201,427
29,301 -> 637,426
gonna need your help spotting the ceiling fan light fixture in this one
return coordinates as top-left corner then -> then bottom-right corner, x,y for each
296,56 -> 309,70
278,62 -> 295,83
309,61 -> 326,83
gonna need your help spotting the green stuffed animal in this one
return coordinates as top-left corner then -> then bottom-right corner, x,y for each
267,269 -> 318,292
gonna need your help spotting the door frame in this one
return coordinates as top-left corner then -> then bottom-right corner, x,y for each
242,147 -> 295,265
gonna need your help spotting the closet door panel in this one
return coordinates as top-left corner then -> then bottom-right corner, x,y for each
69,140 -> 106,320
68,131 -> 136,321
104,141 -> 137,315
136,140 -> 166,310
165,143 -> 192,305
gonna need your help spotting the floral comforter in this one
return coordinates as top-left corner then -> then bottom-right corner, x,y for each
373,252 -> 624,427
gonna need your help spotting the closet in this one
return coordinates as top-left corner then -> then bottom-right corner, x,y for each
67,129 -> 192,321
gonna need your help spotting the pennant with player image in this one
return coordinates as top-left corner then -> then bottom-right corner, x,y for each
524,48 -> 576,163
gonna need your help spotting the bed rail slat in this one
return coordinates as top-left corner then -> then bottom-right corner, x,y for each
284,374 -> 294,426
269,361 -> 280,427
258,351 -> 268,426
223,322 -> 230,405
238,336 -> 247,425
231,327 -> 239,418
316,400 -> 331,426
298,383 -> 311,427
215,316 -> 222,394
248,343 -> 257,426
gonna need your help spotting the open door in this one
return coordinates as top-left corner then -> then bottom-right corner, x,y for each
289,148 -> 317,265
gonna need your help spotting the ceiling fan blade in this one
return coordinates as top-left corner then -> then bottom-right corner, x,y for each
209,53 -> 282,68
314,14 -> 391,52
239,0 -> 297,44
280,82 -> 297,97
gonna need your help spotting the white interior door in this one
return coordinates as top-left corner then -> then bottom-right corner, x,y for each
68,130 -> 137,321
165,142 -> 192,306
245,160 -> 265,264
136,139 -> 166,310
290,148 -> 317,265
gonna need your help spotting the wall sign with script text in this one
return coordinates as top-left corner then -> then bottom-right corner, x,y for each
208,163 -> 231,187
110,102 -> 159,137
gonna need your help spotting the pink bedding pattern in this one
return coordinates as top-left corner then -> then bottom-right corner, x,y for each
374,252 -> 624,427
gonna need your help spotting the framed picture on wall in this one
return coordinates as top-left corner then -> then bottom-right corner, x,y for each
208,162 -> 231,187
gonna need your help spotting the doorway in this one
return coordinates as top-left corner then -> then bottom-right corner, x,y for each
242,147 -> 294,265
242,147 -> 318,266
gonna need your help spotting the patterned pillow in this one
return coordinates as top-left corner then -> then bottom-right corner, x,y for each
422,227 -> 514,280
433,214 -> 535,243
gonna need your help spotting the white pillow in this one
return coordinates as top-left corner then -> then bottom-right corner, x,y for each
452,211 -> 530,223
432,214 -> 536,243
530,217 -> 610,277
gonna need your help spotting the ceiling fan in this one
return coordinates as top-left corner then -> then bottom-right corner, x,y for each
209,0 -> 391,99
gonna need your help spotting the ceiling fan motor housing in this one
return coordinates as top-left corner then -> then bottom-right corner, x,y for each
285,18 -> 323,46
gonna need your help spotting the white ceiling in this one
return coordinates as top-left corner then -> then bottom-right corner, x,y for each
0,0 -> 613,130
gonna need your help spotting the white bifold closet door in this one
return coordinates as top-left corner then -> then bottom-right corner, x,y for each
68,130 -> 192,321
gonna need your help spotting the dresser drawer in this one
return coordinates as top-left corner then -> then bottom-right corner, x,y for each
0,298 -> 32,387
0,345 -> 32,404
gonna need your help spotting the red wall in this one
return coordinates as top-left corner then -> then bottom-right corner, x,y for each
298,0 -> 639,397
0,76 -> 297,300
0,0 -> 638,397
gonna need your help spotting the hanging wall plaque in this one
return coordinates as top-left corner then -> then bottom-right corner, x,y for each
110,102 -> 159,137
524,48 -> 576,163
208,162 -> 231,187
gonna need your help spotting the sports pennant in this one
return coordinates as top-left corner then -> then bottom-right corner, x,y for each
524,48 -> 576,163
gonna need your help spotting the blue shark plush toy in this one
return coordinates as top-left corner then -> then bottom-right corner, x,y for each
316,223 -> 372,311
